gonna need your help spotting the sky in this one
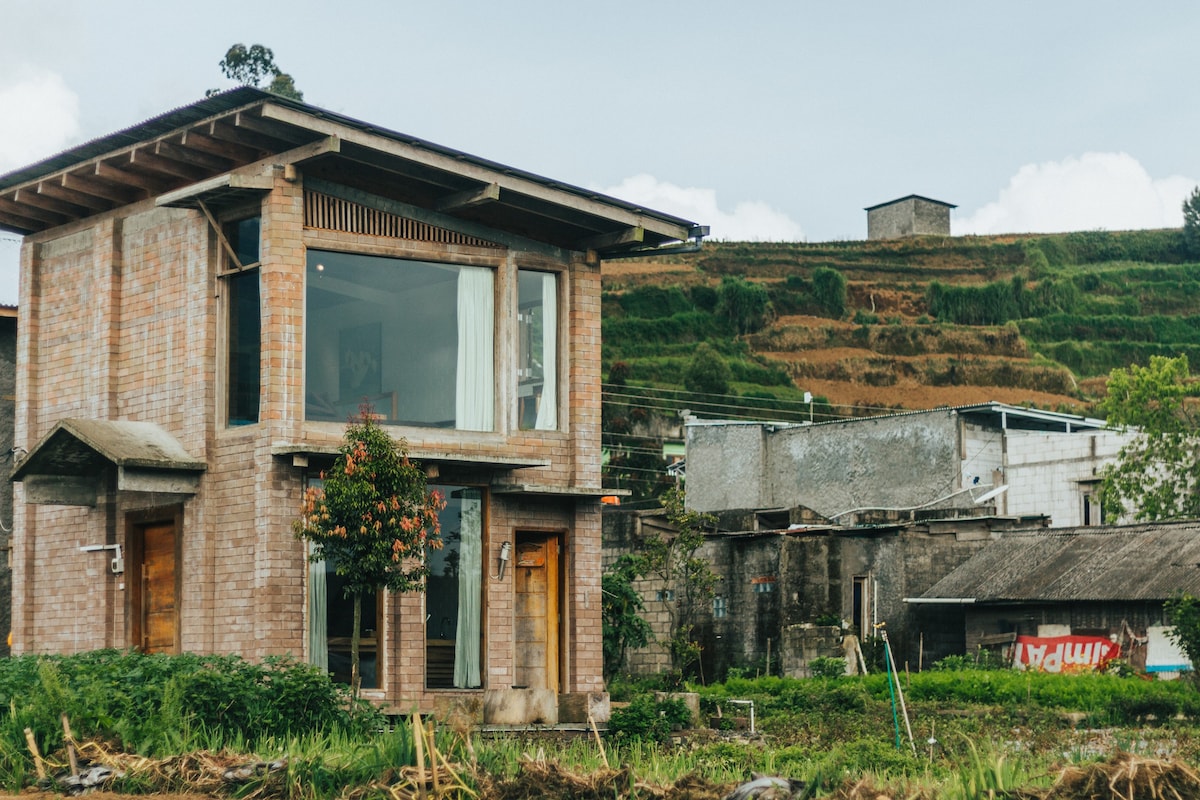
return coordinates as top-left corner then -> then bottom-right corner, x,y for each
2,1 -> 1200,305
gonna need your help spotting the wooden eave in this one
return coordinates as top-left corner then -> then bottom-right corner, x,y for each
0,88 -> 699,257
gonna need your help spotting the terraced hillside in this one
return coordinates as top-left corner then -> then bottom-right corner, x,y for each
600,229 -> 1200,496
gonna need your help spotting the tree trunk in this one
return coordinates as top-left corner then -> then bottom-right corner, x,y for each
351,593 -> 362,698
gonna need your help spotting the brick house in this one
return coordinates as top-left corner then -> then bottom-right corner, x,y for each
0,88 -> 702,719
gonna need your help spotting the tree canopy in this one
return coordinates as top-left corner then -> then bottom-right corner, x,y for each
1183,186 -> 1200,258
210,43 -> 303,100
1099,355 -> 1200,521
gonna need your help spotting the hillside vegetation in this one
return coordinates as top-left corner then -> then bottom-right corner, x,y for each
601,228 -> 1200,497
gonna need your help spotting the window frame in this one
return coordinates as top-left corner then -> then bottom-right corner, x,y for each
219,212 -> 263,428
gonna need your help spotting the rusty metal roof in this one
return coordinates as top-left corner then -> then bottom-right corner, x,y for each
918,522 -> 1200,603
0,87 -> 700,257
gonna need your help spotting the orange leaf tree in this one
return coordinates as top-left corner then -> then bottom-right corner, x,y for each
294,409 -> 444,695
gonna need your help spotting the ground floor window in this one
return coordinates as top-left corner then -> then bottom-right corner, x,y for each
426,485 -> 484,689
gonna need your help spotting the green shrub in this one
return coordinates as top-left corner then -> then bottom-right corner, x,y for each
812,267 -> 847,318
809,657 -> 846,679
606,695 -> 694,743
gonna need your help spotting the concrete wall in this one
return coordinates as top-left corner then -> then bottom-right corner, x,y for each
13,168 -> 605,708
867,198 -> 952,240
686,412 -> 961,519
1001,429 -> 1133,525
603,509 -> 1003,678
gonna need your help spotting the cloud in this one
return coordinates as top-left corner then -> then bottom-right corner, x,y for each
958,153 -> 1196,236
0,66 -> 79,305
0,66 -> 81,173
597,174 -> 805,242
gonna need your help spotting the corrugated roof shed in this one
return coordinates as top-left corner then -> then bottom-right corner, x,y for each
918,522 -> 1200,603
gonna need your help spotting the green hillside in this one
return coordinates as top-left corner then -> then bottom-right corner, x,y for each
600,228 -> 1200,499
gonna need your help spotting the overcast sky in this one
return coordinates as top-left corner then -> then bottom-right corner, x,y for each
2,1 -> 1199,305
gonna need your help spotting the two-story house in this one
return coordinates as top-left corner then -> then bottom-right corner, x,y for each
0,88 -> 702,720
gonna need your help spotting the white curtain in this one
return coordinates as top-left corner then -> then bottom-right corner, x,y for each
453,490 -> 483,688
534,273 -> 558,430
455,268 -> 494,431
308,543 -> 328,671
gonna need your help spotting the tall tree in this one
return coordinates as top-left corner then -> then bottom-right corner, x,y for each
1184,187 -> 1200,258
294,409 -> 444,695
210,43 -> 303,100
1099,355 -> 1200,521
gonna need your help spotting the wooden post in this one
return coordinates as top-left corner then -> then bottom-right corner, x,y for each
61,714 -> 79,776
23,728 -> 44,779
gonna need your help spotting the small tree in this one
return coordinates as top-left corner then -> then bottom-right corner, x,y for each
639,488 -> 720,686
602,554 -> 653,678
1183,186 -> 1200,258
294,409 -> 444,695
684,342 -> 732,396
812,266 -> 848,318
1165,594 -> 1200,676
715,276 -> 771,334
1099,355 -> 1200,521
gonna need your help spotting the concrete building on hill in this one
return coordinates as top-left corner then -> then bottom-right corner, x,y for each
866,194 -> 955,239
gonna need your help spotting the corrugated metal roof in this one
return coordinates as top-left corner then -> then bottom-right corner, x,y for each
919,522 -> 1200,602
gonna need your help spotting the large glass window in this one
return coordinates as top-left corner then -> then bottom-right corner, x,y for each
425,485 -> 484,689
306,251 -> 494,430
517,270 -> 557,430
226,217 -> 261,426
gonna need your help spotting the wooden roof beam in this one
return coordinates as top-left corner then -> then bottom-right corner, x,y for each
577,226 -> 645,252
126,149 -> 208,181
0,196 -> 68,226
0,207 -> 43,234
62,172 -> 144,204
176,129 -> 262,163
94,160 -> 172,193
434,182 -> 500,213
234,111 -> 312,145
37,180 -> 114,212
12,187 -> 89,217
205,119 -> 291,152
154,140 -> 236,173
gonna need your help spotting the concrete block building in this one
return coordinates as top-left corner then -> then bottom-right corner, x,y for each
683,403 -> 1134,529
866,195 -> 955,239
0,88 -> 702,718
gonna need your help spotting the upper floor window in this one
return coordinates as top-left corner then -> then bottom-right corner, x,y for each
226,217 -> 261,426
517,270 -> 557,430
305,251 -> 494,430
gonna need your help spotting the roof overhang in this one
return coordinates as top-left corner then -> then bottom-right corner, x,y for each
271,443 -> 549,472
0,87 -> 703,259
12,419 -> 206,506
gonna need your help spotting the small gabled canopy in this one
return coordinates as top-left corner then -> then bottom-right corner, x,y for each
864,194 -> 957,212
0,87 -> 702,259
13,419 -> 206,506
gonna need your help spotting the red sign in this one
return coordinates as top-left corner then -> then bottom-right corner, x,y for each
1012,635 -> 1120,673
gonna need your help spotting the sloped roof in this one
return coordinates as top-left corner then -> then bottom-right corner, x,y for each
12,418 -> 205,480
864,194 -> 957,211
0,87 -> 699,257
917,522 -> 1200,603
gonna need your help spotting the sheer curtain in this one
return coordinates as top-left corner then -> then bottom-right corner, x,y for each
308,544 -> 328,671
534,273 -> 557,430
455,268 -> 494,431
453,490 -> 483,688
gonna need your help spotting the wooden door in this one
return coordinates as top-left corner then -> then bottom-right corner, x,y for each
136,522 -> 179,654
513,534 -> 560,690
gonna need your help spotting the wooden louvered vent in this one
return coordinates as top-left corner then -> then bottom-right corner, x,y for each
304,191 -> 502,248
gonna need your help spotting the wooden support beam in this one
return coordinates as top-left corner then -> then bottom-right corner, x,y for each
435,182 -> 501,213
205,119 -> 290,152
177,129 -> 262,163
62,171 -> 143,204
234,111 -> 311,144
0,195 -> 68,226
0,208 -> 43,234
37,180 -> 113,212
576,226 -> 644,252
95,160 -> 172,193
13,187 -> 88,217
154,140 -> 236,172
126,148 -> 207,181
